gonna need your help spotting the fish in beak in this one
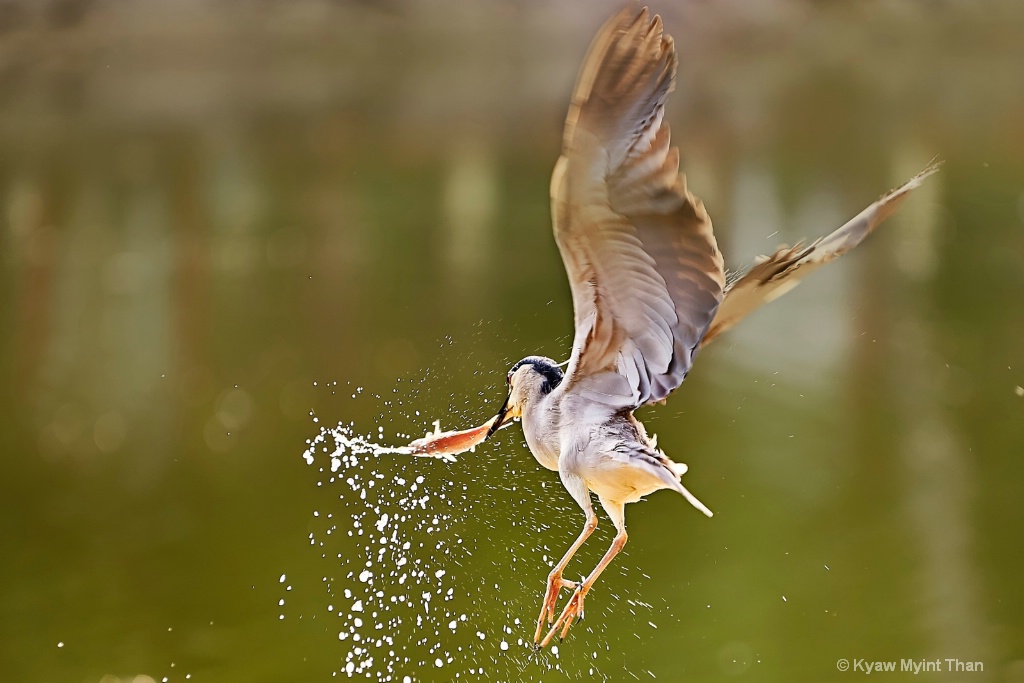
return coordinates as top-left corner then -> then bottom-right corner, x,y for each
406,391 -> 517,457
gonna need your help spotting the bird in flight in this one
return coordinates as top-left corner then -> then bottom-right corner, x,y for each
409,5 -> 937,648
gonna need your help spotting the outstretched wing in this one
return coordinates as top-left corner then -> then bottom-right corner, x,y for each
700,163 -> 941,347
552,7 -> 725,410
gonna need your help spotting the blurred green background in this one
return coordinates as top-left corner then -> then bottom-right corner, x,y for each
1,1 -> 1022,681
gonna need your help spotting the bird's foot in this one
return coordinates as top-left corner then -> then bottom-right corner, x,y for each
534,574 -> 578,644
539,584 -> 586,649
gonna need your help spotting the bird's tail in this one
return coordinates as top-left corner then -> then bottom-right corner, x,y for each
664,459 -> 713,518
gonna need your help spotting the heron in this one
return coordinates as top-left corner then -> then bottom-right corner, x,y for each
410,5 -> 937,649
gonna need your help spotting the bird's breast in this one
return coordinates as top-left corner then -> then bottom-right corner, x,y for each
521,407 -> 560,472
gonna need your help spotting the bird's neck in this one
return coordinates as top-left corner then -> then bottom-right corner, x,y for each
520,394 -> 561,472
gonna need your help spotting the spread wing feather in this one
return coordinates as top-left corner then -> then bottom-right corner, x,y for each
700,163 -> 941,347
552,7 -> 725,410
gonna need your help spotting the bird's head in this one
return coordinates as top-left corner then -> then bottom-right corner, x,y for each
486,356 -> 564,438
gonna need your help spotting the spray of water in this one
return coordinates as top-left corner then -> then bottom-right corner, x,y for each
296,413 -> 640,681
303,423 -> 458,468
290,330 -> 663,679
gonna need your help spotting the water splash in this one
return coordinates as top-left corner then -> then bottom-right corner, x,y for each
298,419 -> 610,680
303,420 -> 458,469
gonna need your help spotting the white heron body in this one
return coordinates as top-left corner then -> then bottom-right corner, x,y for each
519,384 -> 694,509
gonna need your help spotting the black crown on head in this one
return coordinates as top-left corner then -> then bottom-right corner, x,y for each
509,356 -> 564,395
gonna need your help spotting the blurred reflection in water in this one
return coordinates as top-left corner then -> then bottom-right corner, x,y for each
1,1 -> 1022,682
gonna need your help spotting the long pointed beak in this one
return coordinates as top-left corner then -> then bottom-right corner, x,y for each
486,393 -> 514,439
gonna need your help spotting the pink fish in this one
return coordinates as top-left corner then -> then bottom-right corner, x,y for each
407,416 -> 499,457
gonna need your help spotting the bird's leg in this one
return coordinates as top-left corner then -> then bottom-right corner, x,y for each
539,497 -> 628,648
534,510 -> 597,644
540,529 -> 628,647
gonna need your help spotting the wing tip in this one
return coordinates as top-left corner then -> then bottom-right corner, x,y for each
872,157 -> 943,222
568,4 -> 678,130
882,157 -> 943,201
